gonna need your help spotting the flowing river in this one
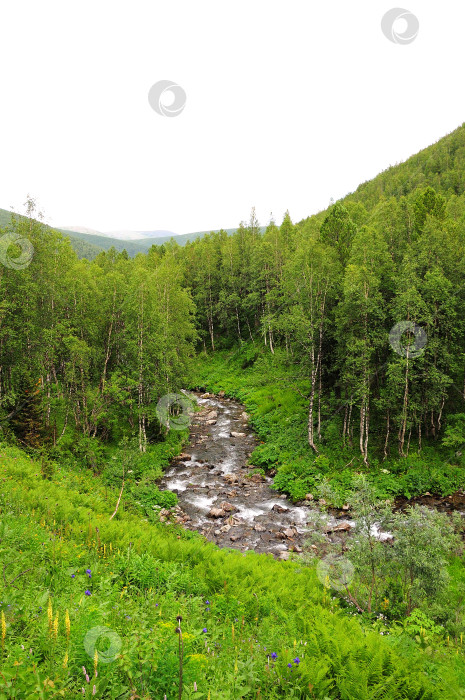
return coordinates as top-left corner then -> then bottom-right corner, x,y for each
158,392 -> 354,558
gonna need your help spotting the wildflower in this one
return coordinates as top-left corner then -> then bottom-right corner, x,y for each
271,652 -> 277,660
293,657 -> 300,664
65,610 -> 70,639
1,611 -> 5,648
86,569 -> 92,578
202,628 -> 208,633
205,600 -> 210,605
287,663 -> 292,668
194,682 -> 197,691
94,649 -> 98,675
63,651 -> 68,668
53,612 -> 59,638
71,574 -> 75,578
92,686 -> 96,696
86,674 -> 90,683
85,590 -> 91,596
82,666 -> 87,675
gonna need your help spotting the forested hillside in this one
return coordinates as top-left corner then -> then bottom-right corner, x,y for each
183,122 -> 465,465
3,124 -> 465,697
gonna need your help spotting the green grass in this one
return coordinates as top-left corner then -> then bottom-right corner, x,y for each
1,444 -> 464,697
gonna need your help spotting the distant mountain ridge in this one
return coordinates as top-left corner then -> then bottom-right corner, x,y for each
0,207 -> 242,259
60,226 -> 178,240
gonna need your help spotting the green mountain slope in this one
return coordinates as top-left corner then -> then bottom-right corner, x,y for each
0,208 -> 105,260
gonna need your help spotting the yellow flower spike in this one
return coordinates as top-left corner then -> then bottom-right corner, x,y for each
63,651 -> 68,668
94,649 -> 98,675
207,692 -> 210,700
231,623 -> 235,641
1,610 -> 6,648
53,612 -> 59,639
65,610 -> 70,640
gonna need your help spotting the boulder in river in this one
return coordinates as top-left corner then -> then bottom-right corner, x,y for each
283,528 -> 296,539
278,551 -> 290,560
272,503 -> 288,514
208,508 -> 226,518
206,419 -> 217,425
177,453 -> 191,461
223,474 -> 238,484
205,410 -> 218,420
254,524 -> 266,532
305,493 -> 314,501
220,501 -> 236,512
220,523 -> 231,533
218,390 -> 225,397
230,431 -> 246,438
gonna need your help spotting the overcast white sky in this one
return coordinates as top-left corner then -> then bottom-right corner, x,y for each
0,1 -> 464,235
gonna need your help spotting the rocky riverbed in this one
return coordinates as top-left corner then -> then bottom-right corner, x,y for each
158,392 -> 355,558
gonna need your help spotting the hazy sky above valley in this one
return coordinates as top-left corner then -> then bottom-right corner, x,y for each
0,0 -> 464,235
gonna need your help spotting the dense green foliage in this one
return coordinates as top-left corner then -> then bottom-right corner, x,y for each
184,123 -> 465,468
2,447 -> 465,698
3,124 -> 465,696
0,200 -> 197,461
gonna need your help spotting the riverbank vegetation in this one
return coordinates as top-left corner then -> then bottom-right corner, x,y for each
2,446 -> 465,698
2,124 -> 465,695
